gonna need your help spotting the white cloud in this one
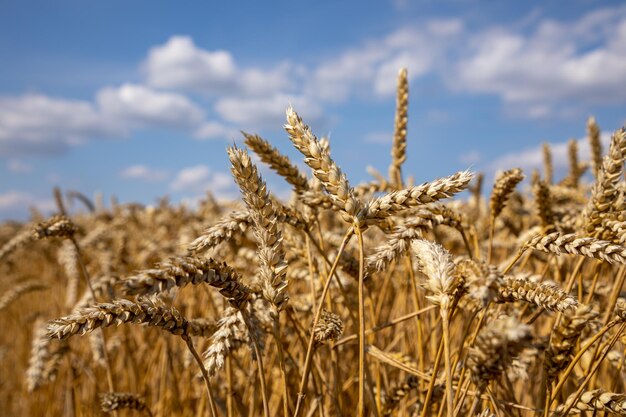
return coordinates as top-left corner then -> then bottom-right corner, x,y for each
143,36 -> 294,96
452,6 -> 626,116
7,159 -> 33,173
120,164 -> 168,181
306,21 -> 463,101
486,132 -> 612,176
194,121 -> 239,140
170,165 -> 234,197
215,93 -> 324,129
96,84 -> 205,128
0,190 -> 55,217
0,84 -> 209,156
0,94 -> 120,155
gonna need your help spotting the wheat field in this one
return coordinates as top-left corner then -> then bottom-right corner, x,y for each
2,68 -> 626,417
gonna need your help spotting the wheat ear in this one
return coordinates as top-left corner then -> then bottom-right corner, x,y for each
365,170 -> 473,224
555,389 -> 626,415
243,131 -> 309,193
497,276 -> 577,313
0,227 -> 33,261
580,127 -> 626,233
0,280 -> 47,312
285,107 -> 362,221
228,146 -> 288,310
122,256 -> 250,307
543,143 -> 553,184
389,67 -> 408,188
100,392 -> 152,416
524,232 -> 626,264
588,116 -> 602,177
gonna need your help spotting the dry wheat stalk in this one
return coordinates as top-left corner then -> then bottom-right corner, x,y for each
58,240 -> 80,307
524,232 -> 626,264
366,170 -> 473,224
0,227 -> 32,261
497,276 -> 577,313
389,68 -> 409,188
122,256 -> 250,307
26,320 -> 68,391
285,107 -> 362,222
243,131 -> 309,193
411,238 -> 458,417
0,280 -> 47,312
228,146 -> 288,310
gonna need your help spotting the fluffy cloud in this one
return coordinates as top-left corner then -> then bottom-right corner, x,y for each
120,164 -> 168,181
3,6 -> 626,159
0,85 -> 210,156
194,121 -> 239,141
97,84 -> 205,128
215,93 -> 324,129
0,94 -> 119,155
169,165 -> 234,197
143,36 -> 295,96
306,20 -> 463,101
0,190 -> 55,218
453,6 -> 626,115
486,132 -> 612,177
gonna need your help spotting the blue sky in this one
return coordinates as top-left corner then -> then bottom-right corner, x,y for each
1,0 -> 625,220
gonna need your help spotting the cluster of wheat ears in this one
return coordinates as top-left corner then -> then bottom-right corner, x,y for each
2,68 -> 626,417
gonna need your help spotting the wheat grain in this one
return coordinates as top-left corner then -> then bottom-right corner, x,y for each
588,116 -> 603,178
556,389 -> 626,415
285,107 -> 362,222
47,298 -> 191,340
228,146 -> 288,310
524,232 -> 626,264
243,131 -> 309,193
490,168 -> 525,221
497,276 -> 577,312
389,68 -> 408,188
122,256 -> 250,306
366,170 -> 473,224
